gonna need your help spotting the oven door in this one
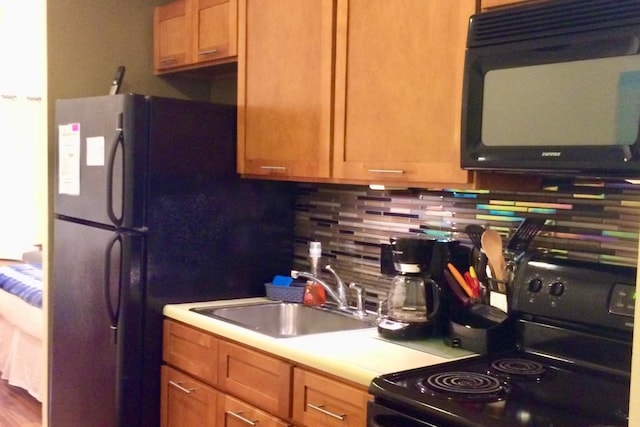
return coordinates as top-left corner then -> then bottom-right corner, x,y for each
367,401 -> 440,427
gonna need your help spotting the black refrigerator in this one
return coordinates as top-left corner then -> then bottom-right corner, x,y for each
50,94 -> 295,427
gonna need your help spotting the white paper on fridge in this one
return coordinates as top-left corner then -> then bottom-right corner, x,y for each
86,136 -> 105,166
58,123 -> 81,195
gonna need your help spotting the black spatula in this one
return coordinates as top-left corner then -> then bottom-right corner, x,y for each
507,218 -> 545,253
465,224 -> 485,249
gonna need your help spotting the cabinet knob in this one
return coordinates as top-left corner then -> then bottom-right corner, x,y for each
226,411 -> 258,426
198,49 -> 219,56
367,169 -> 405,175
260,165 -> 287,172
168,380 -> 194,394
307,403 -> 346,421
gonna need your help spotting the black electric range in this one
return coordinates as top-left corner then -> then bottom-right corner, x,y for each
368,256 -> 635,427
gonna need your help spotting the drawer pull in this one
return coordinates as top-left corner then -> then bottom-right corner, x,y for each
198,49 -> 219,56
160,57 -> 178,64
226,411 -> 258,426
307,403 -> 346,421
367,169 -> 405,174
259,166 -> 287,172
168,380 -> 194,394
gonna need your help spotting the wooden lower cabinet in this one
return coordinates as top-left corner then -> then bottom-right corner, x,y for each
161,365 -> 218,427
161,319 -> 370,426
163,318 -> 219,386
292,368 -> 370,427
218,394 -> 290,427
218,340 -> 292,419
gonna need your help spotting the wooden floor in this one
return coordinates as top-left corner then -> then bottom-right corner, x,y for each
0,379 -> 41,427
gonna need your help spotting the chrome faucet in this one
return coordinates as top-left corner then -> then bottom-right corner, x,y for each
290,264 -> 349,310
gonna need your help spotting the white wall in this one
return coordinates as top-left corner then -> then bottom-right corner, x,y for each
0,0 -> 47,259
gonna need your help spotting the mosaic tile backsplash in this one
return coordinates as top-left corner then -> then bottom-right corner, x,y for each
292,180 -> 640,302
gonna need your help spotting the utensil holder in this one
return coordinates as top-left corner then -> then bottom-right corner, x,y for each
264,283 -> 305,303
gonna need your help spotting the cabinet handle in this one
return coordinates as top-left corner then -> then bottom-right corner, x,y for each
307,403 -> 346,421
198,49 -> 219,56
367,169 -> 405,174
259,166 -> 287,172
168,380 -> 194,394
226,411 -> 258,426
160,57 -> 178,64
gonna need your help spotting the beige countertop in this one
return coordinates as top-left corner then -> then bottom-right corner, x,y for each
163,297 -> 474,388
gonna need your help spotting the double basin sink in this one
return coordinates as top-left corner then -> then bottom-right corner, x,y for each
191,301 -> 377,338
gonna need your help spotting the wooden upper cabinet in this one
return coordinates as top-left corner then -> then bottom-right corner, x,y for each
238,0 -> 485,187
332,0 -> 476,186
154,0 -> 237,74
237,0 -> 334,179
193,0 -> 238,65
154,0 -> 192,72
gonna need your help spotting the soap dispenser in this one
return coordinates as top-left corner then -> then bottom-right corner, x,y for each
304,241 -> 326,305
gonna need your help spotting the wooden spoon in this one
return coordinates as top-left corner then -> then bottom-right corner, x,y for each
481,229 -> 506,285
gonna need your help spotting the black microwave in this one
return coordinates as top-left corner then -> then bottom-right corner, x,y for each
461,0 -> 640,178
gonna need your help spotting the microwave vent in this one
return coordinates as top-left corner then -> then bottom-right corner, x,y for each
469,0 -> 640,47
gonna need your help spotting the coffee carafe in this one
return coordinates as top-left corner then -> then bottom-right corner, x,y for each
378,237 -> 441,339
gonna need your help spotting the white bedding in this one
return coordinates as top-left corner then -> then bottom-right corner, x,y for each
0,288 -> 43,401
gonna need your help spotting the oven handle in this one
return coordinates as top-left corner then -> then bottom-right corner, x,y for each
367,401 -> 438,427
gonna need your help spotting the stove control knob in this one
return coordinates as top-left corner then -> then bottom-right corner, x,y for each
527,278 -> 543,293
548,281 -> 565,297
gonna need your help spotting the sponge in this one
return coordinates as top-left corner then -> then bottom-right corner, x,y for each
271,275 -> 293,287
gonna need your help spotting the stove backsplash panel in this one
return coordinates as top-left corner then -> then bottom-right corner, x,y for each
292,180 -> 640,301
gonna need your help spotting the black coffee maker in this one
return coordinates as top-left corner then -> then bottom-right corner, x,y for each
378,237 -> 442,339
379,238 -> 471,338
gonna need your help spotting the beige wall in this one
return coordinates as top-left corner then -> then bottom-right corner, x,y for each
47,0 -> 213,124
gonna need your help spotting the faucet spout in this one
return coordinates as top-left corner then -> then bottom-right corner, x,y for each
325,265 -> 348,309
290,266 -> 349,310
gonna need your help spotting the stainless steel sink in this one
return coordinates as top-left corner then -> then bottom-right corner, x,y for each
191,302 -> 377,338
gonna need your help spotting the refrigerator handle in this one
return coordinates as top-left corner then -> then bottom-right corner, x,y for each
106,119 -> 124,227
104,232 -> 123,344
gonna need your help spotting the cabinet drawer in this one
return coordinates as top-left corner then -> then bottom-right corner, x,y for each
163,319 -> 219,385
292,368 -> 370,426
218,340 -> 292,419
218,393 -> 290,427
161,365 -> 218,427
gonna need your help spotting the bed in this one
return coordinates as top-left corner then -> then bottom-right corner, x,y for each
0,252 -> 43,402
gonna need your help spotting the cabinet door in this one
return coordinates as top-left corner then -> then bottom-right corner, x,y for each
237,0 -> 334,179
292,368 -> 370,427
163,320 -> 219,386
192,0 -> 238,65
154,0 -> 192,72
218,394 -> 290,427
332,0 -> 476,186
161,366 -> 218,427
218,340 -> 292,419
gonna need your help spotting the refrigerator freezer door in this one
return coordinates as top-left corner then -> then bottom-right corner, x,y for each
54,94 -> 147,229
50,219 -> 145,427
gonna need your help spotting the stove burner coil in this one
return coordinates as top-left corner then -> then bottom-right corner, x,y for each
419,371 -> 508,402
490,358 -> 547,380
